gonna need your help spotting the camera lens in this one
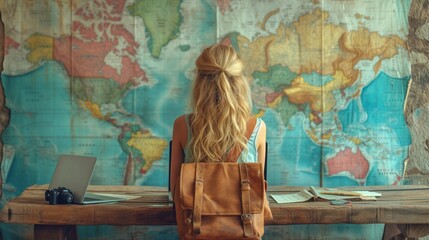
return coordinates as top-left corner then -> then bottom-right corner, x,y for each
62,192 -> 74,204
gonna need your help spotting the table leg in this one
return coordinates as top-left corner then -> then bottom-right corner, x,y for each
34,224 -> 77,240
383,224 -> 429,240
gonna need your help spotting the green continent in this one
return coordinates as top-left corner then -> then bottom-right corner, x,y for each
274,97 -> 300,126
72,77 -> 129,105
128,0 -> 183,58
252,64 -> 297,91
252,64 -> 300,125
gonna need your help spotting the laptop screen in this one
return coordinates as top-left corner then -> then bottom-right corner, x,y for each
49,155 -> 97,203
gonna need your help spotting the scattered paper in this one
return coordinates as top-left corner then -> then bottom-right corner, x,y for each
271,189 -> 314,203
311,187 -> 381,201
353,191 -> 382,197
271,187 -> 382,203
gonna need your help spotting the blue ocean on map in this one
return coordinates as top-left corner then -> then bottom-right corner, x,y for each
2,61 -> 128,193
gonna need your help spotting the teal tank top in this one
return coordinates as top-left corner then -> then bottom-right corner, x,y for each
183,115 -> 262,163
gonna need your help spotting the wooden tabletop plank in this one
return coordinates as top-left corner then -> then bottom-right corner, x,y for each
2,185 -> 429,225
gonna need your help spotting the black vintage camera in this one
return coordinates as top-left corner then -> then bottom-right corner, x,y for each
45,187 -> 74,205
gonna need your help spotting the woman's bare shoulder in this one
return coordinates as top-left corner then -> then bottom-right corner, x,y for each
174,114 -> 187,126
173,114 -> 189,147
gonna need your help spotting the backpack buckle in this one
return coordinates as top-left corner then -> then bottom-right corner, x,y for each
241,213 -> 253,221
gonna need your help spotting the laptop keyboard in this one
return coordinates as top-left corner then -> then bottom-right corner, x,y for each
84,192 -> 124,201
83,196 -> 104,201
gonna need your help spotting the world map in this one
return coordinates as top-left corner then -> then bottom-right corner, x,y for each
1,0 -> 411,195
0,0 -> 414,239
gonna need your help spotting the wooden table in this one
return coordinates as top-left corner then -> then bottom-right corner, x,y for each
1,185 -> 429,240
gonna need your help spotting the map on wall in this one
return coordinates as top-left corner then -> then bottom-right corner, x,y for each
0,0 -> 411,195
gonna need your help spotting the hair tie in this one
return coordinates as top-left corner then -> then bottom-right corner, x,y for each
198,68 -> 226,78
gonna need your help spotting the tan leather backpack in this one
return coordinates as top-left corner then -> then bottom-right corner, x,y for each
173,118 -> 273,239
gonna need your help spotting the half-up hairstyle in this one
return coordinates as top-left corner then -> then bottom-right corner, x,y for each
189,44 -> 252,162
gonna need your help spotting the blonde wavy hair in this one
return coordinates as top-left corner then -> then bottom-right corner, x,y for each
189,44 -> 252,162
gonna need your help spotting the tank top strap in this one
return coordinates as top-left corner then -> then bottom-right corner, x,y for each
237,118 -> 261,163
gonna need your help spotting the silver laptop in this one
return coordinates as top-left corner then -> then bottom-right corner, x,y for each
49,154 -> 124,204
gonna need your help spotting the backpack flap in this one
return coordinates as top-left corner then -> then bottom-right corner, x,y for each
179,162 -> 265,215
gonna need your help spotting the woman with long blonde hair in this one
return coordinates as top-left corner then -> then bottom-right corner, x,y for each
170,43 -> 266,192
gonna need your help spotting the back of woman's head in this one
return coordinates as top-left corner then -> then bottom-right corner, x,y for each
190,44 -> 252,162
